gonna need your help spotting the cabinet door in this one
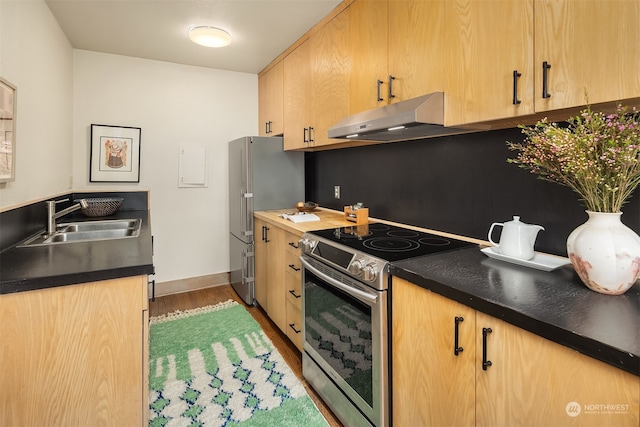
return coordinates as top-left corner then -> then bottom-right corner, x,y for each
388,0 -> 445,103
254,218 -> 268,308
444,0 -> 534,125
535,0 -> 640,112
283,40 -> 312,150
392,277 -> 475,427
349,0 -> 389,113
310,8 -> 351,147
258,61 -> 284,136
0,276 -> 147,426
475,311 -> 640,427
265,224 -> 287,330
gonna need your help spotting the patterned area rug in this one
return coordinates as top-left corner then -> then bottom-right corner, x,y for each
148,299 -> 328,427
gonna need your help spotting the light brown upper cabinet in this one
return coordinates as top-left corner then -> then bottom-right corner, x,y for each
310,8 -> 351,147
284,10 -> 351,150
283,40 -> 312,150
258,61 -> 284,136
271,0 -> 640,149
444,0 -> 640,126
349,0 -> 388,113
444,0 -> 535,125
349,0 -> 445,115
534,0 -> 640,112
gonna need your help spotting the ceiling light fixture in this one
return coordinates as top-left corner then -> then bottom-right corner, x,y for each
188,26 -> 232,48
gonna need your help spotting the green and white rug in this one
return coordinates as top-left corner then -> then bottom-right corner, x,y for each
148,299 -> 329,427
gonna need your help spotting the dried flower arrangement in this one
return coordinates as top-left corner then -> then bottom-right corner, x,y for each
507,104 -> 640,213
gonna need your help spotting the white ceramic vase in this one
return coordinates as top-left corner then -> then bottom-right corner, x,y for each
567,211 -> 640,295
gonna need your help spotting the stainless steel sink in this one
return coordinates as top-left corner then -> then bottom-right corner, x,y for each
58,219 -> 139,233
17,219 -> 142,247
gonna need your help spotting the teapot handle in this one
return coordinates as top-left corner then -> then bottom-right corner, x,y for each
488,223 -> 502,246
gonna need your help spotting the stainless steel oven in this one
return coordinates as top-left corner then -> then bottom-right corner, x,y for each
299,223 -> 475,427
301,253 -> 388,427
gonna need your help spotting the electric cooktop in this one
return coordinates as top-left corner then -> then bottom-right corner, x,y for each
309,222 -> 475,262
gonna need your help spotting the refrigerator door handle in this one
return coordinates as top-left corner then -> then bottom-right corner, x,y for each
242,248 -> 255,284
241,191 -> 254,237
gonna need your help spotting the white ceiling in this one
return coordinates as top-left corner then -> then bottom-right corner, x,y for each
45,0 -> 342,75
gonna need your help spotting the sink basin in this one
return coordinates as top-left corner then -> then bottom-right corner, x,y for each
18,219 -> 142,247
45,229 -> 138,243
58,219 -> 139,233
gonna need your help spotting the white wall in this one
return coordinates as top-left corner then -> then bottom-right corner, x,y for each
0,1 -> 259,283
0,0 -> 74,207
73,50 -> 258,283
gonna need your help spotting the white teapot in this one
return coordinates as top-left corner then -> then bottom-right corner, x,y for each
488,216 -> 544,260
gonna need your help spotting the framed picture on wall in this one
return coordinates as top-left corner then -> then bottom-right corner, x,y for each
90,124 -> 141,182
0,76 -> 17,183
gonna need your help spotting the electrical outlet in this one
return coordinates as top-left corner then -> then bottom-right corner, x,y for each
334,185 -> 340,199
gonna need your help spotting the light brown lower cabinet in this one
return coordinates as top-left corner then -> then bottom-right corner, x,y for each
0,275 -> 149,427
392,277 -> 640,427
253,217 -> 269,308
254,216 -> 304,350
256,219 -> 287,331
284,231 -> 303,350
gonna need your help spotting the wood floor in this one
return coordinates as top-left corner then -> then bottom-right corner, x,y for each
149,284 -> 343,427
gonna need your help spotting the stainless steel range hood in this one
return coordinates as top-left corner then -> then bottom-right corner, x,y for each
328,92 -> 479,142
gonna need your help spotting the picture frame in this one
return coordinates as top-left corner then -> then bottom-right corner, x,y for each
90,124 -> 141,182
0,77 -> 17,183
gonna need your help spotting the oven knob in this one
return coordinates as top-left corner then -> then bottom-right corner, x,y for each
348,259 -> 366,276
362,263 -> 377,282
299,238 -> 315,253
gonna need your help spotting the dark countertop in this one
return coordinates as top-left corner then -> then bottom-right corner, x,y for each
0,210 -> 154,294
390,246 -> 640,377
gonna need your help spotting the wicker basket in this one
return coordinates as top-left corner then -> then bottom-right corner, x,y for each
296,202 -> 318,212
77,197 -> 124,217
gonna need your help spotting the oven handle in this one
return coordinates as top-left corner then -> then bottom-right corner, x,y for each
301,257 -> 378,305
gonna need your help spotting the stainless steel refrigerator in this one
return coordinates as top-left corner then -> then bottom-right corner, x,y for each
229,136 -> 305,305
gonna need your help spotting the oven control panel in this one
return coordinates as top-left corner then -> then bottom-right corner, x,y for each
299,234 -> 388,288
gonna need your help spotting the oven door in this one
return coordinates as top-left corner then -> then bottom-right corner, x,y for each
301,255 -> 388,427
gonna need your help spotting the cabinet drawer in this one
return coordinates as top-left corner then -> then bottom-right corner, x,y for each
286,299 -> 303,351
285,231 -> 302,255
285,250 -> 302,280
285,273 -> 302,310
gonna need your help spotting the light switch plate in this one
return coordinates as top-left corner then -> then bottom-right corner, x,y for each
334,185 -> 340,199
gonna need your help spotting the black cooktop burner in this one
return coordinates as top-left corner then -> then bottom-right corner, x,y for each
363,237 -> 420,252
311,223 -> 475,262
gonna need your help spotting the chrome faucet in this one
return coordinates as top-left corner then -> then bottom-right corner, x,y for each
46,198 -> 88,236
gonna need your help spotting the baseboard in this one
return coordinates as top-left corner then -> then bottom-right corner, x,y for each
154,272 -> 230,298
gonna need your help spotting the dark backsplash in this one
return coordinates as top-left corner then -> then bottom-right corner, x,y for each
305,128 -> 640,257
